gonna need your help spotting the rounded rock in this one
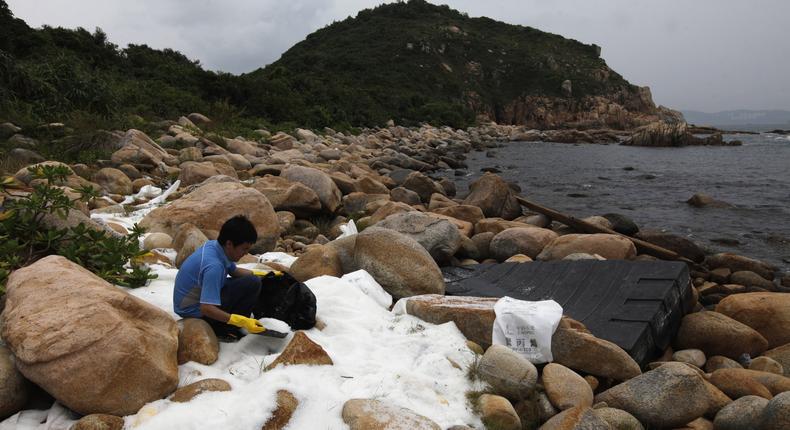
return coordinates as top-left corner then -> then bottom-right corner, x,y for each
713,395 -> 769,430
478,344 -> 538,400
542,363 -> 594,410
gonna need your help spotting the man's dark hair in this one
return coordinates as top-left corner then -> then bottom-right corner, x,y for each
217,215 -> 258,246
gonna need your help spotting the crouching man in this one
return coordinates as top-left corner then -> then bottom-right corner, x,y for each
173,215 -> 266,341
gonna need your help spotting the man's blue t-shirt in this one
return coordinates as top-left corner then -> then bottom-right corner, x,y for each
173,240 -> 237,318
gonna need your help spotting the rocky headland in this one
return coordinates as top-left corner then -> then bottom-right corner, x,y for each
1,113 -> 789,429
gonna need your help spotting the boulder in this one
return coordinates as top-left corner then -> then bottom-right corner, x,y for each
402,294 -> 497,347
471,232 -> 495,260
289,245 -> 343,282
712,369 -> 790,396
390,187 -> 421,205
432,205 -> 485,225
92,167 -> 133,195
265,332 -> 333,370
763,343 -> 790,377
111,129 -> 176,166
402,171 -> 445,203
542,363 -> 594,410
427,193 -> 457,210
602,213 -> 639,236
705,355 -> 743,373
674,311 -> 769,359
716,293 -> 790,348
537,234 -> 637,261
341,399 -> 441,430
709,368 -> 772,399
174,225 -> 209,268
0,256 -> 178,416
713,395 -> 769,430
281,165 -> 342,212
462,173 -> 521,220
424,212 -> 473,238
187,113 -> 211,125
478,394 -> 521,430
594,362 -> 712,428
178,161 -> 228,186
478,344 -> 539,400
170,378 -> 231,403
672,349 -> 707,368
72,414 -> 125,430
551,324 -> 641,381
143,232 -> 174,250
489,227 -> 558,261
177,318 -> 219,365
178,147 -> 203,163
474,218 -> 533,236
251,176 -> 322,216
539,406 -> 611,430
140,181 -> 280,253
0,345 -> 30,419
261,390 -> 299,430
705,253 -> 777,281
635,229 -> 706,262
592,407 -> 644,430
353,176 -> 389,194
687,193 -> 733,208
729,271 -> 776,290
750,356 -> 784,375
758,391 -> 790,430
375,211 -> 462,264
352,227 -> 445,298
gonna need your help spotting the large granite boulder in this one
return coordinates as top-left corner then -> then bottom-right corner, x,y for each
716,293 -> 790,348
375,211 -> 462,264
251,175 -> 322,216
289,244 -> 343,282
401,295 -> 498,347
178,161 -> 235,187
0,256 -> 178,415
281,165 -> 342,213
350,227 -> 445,298
342,399 -> 441,430
551,322 -> 642,381
140,181 -> 280,252
402,171 -> 445,203
674,311 -> 769,359
462,173 -> 521,220
705,253 -> 777,281
0,345 -> 30,419
594,362 -> 714,428
537,233 -> 637,261
759,391 -> 790,430
111,129 -> 177,167
489,227 -> 558,260
635,229 -> 706,262
478,344 -> 539,400
92,167 -> 133,195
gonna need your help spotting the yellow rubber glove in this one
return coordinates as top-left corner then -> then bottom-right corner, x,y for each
227,314 -> 266,333
252,269 -> 284,278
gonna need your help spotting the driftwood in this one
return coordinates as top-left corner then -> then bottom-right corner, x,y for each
515,196 -> 697,265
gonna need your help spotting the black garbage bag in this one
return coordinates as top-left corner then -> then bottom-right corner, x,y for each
253,272 -> 316,330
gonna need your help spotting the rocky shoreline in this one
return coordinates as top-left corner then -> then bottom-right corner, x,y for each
1,114 -> 789,429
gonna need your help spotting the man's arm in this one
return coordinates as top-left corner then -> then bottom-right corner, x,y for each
200,303 -> 231,323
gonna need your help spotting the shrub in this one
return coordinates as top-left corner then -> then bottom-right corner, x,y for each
0,164 -> 155,294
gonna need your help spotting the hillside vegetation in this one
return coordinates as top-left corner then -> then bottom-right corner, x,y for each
1,0 -> 648,138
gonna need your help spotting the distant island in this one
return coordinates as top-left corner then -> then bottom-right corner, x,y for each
683,109 -> 790,128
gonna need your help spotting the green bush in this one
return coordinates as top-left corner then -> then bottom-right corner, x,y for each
0,165 -> 155,294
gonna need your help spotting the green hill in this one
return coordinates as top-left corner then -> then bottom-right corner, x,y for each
0,0 -> 659,133
241,0 -> 648,128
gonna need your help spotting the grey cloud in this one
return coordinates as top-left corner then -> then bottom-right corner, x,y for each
7,0 -> 790,111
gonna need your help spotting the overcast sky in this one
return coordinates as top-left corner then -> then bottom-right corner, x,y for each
7,0 -> 789,112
